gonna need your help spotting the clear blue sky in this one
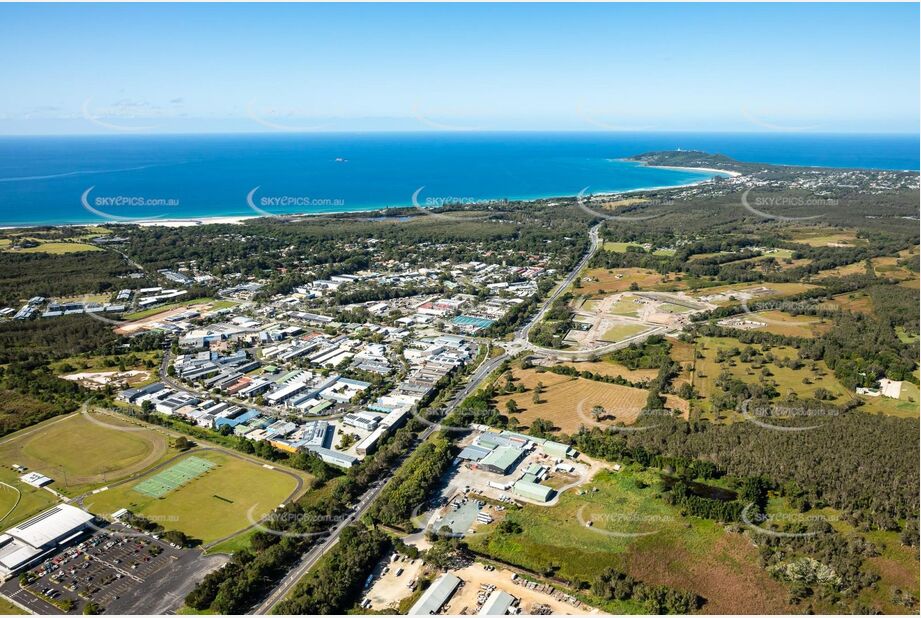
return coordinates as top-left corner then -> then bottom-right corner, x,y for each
1,2 -> 918,134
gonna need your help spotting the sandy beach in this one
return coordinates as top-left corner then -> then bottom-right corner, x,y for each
654,164 -> 742,178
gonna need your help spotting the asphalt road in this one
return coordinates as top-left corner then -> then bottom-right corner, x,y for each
1,586 -> 60,615
250,474 -> 390,614
516,223 -> 601,344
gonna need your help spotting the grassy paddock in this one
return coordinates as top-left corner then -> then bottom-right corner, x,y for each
467,467 -> 790,614
494,367 -> 650,432
693,335 -> 851,416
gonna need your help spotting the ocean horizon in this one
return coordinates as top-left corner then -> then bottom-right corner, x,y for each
0,131 -> 918,227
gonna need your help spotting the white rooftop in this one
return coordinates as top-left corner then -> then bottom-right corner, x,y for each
7,504 -> 94,548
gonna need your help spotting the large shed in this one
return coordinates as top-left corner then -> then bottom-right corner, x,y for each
409,573 -> 462,615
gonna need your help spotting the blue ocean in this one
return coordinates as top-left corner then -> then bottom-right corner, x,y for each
0,132 -> 917,226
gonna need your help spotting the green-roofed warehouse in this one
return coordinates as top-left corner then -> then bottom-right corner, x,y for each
542,440 -> 574,459
512,479 -> 554,502
478,445 -> 525,475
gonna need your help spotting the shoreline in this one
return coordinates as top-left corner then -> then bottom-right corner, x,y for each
618,157 -> 742,178
652,164 -> 741,178
0,166 -> 739,230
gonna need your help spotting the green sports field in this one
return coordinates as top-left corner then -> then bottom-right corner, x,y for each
0,412 -> 173,525
133,456 -> 216,498
84,450 -> 305,545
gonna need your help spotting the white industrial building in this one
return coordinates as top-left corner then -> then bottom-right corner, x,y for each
0,505 -> 95,579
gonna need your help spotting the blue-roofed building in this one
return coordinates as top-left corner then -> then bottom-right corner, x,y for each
214,408 -> 260,429
458,444 -> 491,462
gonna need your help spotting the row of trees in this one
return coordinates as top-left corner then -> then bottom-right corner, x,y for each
592,567 -> 703,614
272,526 -> 390,614
369,434 -> 456,530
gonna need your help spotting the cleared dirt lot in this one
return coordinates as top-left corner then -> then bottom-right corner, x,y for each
494,368 -> 650,432
114,301 -> 215,335
444,562 -> 600,615
566,291 -> 708,352
575,268 -> 664,296
364,556 -> 425,611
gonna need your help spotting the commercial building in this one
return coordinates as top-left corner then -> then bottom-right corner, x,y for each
0,505 -> 95,579
342,412 -> 380,432
458,445 -> 491,463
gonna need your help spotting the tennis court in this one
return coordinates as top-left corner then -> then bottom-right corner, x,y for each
133,455 -> 216,498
